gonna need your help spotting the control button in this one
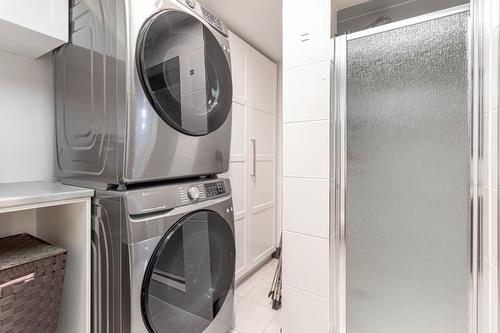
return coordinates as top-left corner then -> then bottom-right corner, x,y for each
186,0 -> 196,8
187,187 -> 200,200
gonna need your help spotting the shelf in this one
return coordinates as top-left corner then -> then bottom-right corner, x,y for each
0,181 -> 93,333
0,181 -> 93,213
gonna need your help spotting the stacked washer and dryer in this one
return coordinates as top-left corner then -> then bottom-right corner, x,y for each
54,0 -> 235,332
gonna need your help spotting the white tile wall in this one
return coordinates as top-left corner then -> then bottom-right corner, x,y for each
282,0 -> 332,331
283,61 -> 331,123
283,178 -> 330,238
283,121 -> 330,179
480,0 -> 499,331
283,231 -> 330,297
282,285 -> 329,333
282,0 -> 331,69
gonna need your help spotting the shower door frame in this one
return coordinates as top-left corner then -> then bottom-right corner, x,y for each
332,3 -> 480,333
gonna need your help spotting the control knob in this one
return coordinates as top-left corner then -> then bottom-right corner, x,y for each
187,187 -> 200,200
185,0 -> 196,8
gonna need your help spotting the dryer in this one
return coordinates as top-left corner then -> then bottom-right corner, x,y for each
55,0 -> 233,188
92,178 -> 235,332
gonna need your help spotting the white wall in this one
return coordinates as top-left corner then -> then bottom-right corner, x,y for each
480,0 -> 499,331
276,63 -> 283,245
282,0 -> 332,332
0,51 -> 55,183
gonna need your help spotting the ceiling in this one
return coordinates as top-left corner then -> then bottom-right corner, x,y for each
197,0 -> 370,62
199,0 -> 282,62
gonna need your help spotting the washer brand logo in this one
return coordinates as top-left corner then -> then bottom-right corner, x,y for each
141,192 -> 151,197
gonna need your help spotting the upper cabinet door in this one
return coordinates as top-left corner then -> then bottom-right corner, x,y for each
228,32 -> 249,104
283,0 -> 331,69
0,0 -> 68,58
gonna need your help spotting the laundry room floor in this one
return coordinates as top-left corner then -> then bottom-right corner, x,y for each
231,258 -> 282,333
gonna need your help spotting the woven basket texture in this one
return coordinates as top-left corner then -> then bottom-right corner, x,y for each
0,233 -> 67,333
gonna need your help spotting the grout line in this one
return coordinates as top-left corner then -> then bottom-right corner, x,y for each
284,176 -> 330,181
283,283 -> 330,300
284,59 -> 333,71
261,310 -> 281,333
283,175 -> 330,181
283,118 -> 330,125
283,229 -> 330,241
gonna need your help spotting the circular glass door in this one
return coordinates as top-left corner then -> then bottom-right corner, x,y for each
141,210 -> 235,333
137,10 -> 233,136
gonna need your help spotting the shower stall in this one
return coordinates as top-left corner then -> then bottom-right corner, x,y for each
332,4 -> 479,333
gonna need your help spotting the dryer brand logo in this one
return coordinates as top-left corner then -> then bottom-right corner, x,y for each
189,69 -> 195,76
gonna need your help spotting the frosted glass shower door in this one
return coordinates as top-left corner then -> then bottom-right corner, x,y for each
339,9 -> 472,333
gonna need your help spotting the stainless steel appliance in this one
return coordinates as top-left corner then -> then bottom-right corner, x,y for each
92,178 -> 235,332
55,0 -> 233,188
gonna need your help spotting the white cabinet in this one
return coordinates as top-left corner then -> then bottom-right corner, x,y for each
0,182 -> 93,333
227,32 -> 278,282
0,0 -> 68,58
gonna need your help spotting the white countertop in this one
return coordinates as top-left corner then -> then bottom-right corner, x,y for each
0,181 -> 94,210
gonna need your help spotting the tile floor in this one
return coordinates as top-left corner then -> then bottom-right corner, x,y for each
231,258 -> 282,333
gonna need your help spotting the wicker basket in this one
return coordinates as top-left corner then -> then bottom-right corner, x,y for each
0,233 -> 67,333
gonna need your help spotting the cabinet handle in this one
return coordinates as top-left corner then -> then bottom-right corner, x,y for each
251,139 -> 256,178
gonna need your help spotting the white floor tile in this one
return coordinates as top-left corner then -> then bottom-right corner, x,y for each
263,311 -> 282,333
233,258 -> 282,333
245,280 -> 274,307
233,298 -> 278,333
236,275 -> 262,297
253,259 -> 278,283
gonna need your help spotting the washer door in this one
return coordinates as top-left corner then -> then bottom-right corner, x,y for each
137,10 -> 233,136
141,210 -> 235,333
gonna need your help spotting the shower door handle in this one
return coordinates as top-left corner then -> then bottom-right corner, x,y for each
251,139 -> 256,178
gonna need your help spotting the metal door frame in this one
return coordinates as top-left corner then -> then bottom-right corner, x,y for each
332,3 -> 480,333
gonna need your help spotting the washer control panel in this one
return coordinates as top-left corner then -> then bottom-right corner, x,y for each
126,178 -> 231,216
178,180 -> 226,204
204,181 -> 226,198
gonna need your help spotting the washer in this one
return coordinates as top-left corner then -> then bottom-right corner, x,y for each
55,0 -> 233,187
92,178 -> 235,332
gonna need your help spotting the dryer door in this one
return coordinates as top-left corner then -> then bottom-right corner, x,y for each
137,10 -> 233,136
141,210 -> 235,333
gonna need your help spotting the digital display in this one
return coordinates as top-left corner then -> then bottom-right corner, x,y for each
204,181 -> 225,197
